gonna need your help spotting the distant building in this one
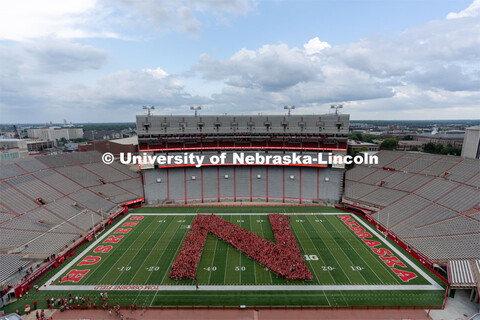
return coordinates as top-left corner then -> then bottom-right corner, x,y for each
27,127 -> 83,146
79,139 -> 137,155
84,130 -> 124,140
64,142 -> 79,151
110,136 -> 138,146
0,139 -> 28,159
397,140 -> 424,151
461,125 -> 480,159
381,132 -> 412,139
26,140 -> 54,152
347,140 -> 378,153
414,133 -> 464,148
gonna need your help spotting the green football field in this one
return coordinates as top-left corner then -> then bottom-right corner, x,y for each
30,206 -> 446,308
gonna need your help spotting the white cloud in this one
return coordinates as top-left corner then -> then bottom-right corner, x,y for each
447,0 -> 480,19
189,10 -> 479,118
0,39 -> 108,76
106,0 -> 256,35
178,6 -> 202,34
192,39 -> 396,104
304,37 -> 331,55
0,65 -> 209,122
64,69 -> 210,120
0,0 -> 120,41
142,67 -> 169,79
0,0 -> 251,40
1,0 -> 478,122
194,44 -> 321,91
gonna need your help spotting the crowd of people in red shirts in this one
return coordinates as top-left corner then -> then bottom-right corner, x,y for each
169,216 -> 208,280
169,214 -> 313,281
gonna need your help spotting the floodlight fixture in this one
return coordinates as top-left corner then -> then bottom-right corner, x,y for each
190,106 -> 202,117
330,104 -> 343,115
142,105 -> 155,116
284,105 -> 295,116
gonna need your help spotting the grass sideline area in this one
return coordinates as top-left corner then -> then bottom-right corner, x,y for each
3,206 -> 446,314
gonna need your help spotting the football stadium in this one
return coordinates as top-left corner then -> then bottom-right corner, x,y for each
1,112 -> 479,319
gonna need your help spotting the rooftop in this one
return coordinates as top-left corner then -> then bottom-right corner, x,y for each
416,133 -> 465,139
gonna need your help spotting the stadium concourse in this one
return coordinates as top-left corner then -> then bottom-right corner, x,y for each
343,150 -> 480,301
0,151 -> 144,300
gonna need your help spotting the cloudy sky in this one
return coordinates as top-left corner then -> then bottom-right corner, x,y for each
0,0 -> 479,123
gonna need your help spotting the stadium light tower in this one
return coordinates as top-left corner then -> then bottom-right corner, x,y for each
330,104 -> 343,115
190,106 -> 202,117
142,105 -> 155,116
284,105 -> 295,116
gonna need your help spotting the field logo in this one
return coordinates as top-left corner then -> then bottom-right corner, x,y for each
59,216 -> 144,283
170,214 -> 313,281
338,215 -> 418,282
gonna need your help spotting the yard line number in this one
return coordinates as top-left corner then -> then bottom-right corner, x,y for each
117,266 -> 131,271
350,266 -> 364,271
203,266 -> 217,271
146,266 -> 160,272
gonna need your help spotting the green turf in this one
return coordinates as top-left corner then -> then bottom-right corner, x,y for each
3,207 -> 447,313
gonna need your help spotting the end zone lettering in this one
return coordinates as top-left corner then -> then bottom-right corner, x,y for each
59,269 -> 90,283
59,216 -> 144,284
338,215 -> 417,282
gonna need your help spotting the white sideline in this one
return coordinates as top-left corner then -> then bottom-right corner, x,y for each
46,214 -> 133,284
42,212 -> 444,292
350,214 -> 443,290
41,284 -> 440,291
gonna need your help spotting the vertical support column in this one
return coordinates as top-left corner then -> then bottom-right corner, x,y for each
201,167 -> 204,203
233,166 -> 237,202
166,168 -> 170,201
184,167 -> 187,205
282,166 -> 285,203
250,166 -> 253,202
217,166 -> 220,202
299,167 -> 302,204
317,167 -> 320,200
266,166 -> 269,202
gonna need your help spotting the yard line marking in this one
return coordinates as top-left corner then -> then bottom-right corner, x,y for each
223,217 -> 229,286
132,290 -> 143,306
46,213 -> 133,286
148,215 -> 188,306
323,290 -> 331,306
222,215 -> 232,285
249,215 -> 257,286
351,214 -> 443,289
238,215 -> 243,285
303,216 -> 351,304
128,216 -> 177,284
43,212 -> 443,293
258,214 -> 274,285
294,215 -> 340,284
207,231 -> 219,285
304,215 -> 367,284
141,215 -> 184,285
111,218 -> 168,285
153,215 -> 189,285
95,219 -> 157,285
327,215 -> 401,285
